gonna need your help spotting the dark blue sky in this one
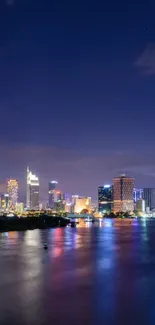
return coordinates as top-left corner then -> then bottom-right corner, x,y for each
0,0 -> 155,201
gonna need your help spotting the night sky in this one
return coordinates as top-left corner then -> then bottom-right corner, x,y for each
0,0 -> 155,202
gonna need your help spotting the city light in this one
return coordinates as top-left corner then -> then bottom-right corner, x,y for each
0,169 -> 154,219
7,179 -> 18,210
27,167 -> 39,210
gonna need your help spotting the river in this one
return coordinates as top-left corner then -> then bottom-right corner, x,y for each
0,219 -> 155,325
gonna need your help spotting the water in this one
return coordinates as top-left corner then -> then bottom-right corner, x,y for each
0,219 -> 155,325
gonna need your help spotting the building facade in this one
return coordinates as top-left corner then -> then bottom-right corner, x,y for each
136,199 -> 145,213
143,188 -> 155,210
15,202 -> 24,214
7,179 -> 18,209
48,181 -> 58,208
0,193 -> 9,211
113,175 -> 134,213
133,188 -> 143,203
98,185 -> 113,213
26,167 -> 39,210
72,196 -> 91,213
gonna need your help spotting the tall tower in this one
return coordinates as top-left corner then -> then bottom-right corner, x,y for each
48,181 -> 58,208
26,167 -> 39,210
7,179 -> 18,209
113,174 -> 134,213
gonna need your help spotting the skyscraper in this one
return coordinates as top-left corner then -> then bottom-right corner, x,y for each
113,174 -> 134,213
98,185 -> 113,213
136,199 -> 145,213
7,179 -> 18,209
133,188 -> 143,203
0,193 -> 9,211
143,188 -> 155,210
48,181 -> 58,208
26,167 -> 39,210
15,202 -> 24,214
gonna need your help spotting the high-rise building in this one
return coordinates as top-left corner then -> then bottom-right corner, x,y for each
98,185 -> 113,213
53,201 -> 65,212
56,191 -> 64,202
7,179 -> 18,209
136,199 -> 145,213
113,174 -> 134,213
72,196 -> 91,214
26,167 -> 39,210
48,181 -> 58,208
53,190 -> 65,212
0,193 -> 9,211
15,202 -> 24,214
133,188 -> 143,203
65,202 -> 72,213
143,188 -> 155,210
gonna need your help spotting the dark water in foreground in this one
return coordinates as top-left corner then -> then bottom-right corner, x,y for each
1,219 -> 155,325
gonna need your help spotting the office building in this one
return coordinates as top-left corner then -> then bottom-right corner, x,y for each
64,193 -> 72,213
136,199 -> 145,213
53,201 -> 65,212
53,190 -> 65,212
7,179 -> 18,209
113,174 -> 134,213
15,202 -> 24,214
65,202 -> 72,213
98,185 -> 113,213
48,181 -> 58,208
0,193 -> 9,211
56,191 -> 64,202
72,195 -> 91,213
143,188 -> 155,210
26,167 -> 39,210
133,188 -> 143,203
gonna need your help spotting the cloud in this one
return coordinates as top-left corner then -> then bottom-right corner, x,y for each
134,43 -> 155,75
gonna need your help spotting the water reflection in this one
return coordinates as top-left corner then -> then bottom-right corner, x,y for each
1,221 -> 155,324
24,229 -> 42,247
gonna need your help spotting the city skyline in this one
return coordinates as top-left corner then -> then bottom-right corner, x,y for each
0,167 -> 155,214
0,168 -> 155,204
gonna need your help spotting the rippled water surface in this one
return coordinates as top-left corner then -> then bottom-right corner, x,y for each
0,219 -> 155,325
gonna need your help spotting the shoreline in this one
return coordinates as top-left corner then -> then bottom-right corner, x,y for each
0,215 -> 70,232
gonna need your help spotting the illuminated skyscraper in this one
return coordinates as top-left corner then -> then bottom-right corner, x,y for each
26,167 -> 39,210
133,188 -> 143,203
113,174 -> 134,213
7,179 -> 18,209
136,199 -> 145,213
98,185 -> 113,213
15,202 -> 24,214
48,181 -> 58,208
0,193 -> 9,211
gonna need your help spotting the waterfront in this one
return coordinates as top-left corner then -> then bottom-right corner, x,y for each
0,219 -> 155,325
